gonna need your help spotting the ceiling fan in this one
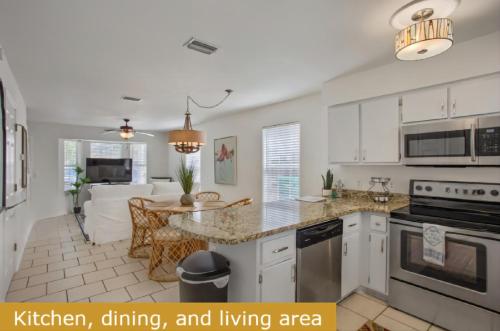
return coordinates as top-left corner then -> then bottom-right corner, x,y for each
102,119 -> 155,140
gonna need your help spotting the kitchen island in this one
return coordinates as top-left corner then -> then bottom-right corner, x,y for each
168,192 -> 408,302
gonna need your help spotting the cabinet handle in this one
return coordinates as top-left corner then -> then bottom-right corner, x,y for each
272,246 -> 288,254
354,149 -> 358,161
381,239 -> 384,253
452,100 -> 456,115
375,222 -> 381,226
348,223 -> 357,228
344,243 -> 348,256
362,149 -> 367,161
291,264 -> 296,283
441,102 -> 445,116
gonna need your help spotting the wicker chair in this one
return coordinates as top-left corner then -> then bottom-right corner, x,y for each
195,191 -> 221,201
148,210 -> 207,282
225,198 -> 253,208
128,197 -> 155,258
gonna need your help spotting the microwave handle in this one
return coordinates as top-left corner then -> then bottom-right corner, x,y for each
470,123 -> 476,162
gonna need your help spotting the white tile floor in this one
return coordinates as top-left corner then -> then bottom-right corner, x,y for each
6,215 -> 179,303
337,292 -> 447,331
8,215 -> 448,330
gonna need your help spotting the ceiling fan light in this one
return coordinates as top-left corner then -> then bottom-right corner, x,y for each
395,18 -> 453,60
120,130 -> 135,139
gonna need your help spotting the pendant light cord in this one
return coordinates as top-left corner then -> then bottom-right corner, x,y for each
186,89 -> 233,114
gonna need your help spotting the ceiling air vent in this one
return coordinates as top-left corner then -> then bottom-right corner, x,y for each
121,96 -> 142,102
183,37 -> 218,55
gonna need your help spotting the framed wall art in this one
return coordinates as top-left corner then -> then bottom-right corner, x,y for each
214,136 -> 236,185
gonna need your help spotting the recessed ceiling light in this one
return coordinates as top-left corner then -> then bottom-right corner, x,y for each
183,37 -> 218,55
121,96 -> 142,102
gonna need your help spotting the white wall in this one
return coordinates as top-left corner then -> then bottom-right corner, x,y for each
27,121 -> 170,220
323,31 -> 500,106
169,93 -> 327,203
0,45 -> 31,300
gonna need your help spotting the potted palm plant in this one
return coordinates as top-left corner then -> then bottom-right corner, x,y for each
69,166 -> 90,214
321,169 -> 334,197
177,158 -> 196,206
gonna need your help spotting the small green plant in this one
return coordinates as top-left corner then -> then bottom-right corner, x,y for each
69,166 -> 90,213
176,158 -> 195,194
322,169 -> 334,190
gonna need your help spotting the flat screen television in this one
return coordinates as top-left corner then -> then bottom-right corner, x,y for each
86,158 -> 132,183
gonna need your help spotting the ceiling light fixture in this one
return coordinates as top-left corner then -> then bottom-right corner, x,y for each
390,0 -> 459,61
168,89 -> 233,154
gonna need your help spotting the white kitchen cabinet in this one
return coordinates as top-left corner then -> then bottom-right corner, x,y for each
360,96 -> 400,163
260,258 -> 296,302
402,87 -> 448,123
368,231 -> 387,295
341,231 -> 360,297
328,104 -> 360,163
214,230 -> 296,302
450,74 -> 500,118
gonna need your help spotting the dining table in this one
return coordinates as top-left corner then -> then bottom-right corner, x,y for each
144,200 -> 228,214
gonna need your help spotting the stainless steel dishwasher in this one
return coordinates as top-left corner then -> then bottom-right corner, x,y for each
296,219 -> 343,302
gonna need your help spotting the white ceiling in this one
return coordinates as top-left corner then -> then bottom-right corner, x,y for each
0,0 -> 499,131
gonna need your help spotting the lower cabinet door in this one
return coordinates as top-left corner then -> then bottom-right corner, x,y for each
368,232 -> 387,294
341,232 -> 360,297
260,259 -> 296,302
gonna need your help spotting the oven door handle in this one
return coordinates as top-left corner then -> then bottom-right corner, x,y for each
390,218 -> 500,241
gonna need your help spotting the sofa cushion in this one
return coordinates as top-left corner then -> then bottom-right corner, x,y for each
152,182 -> 183,195
90,184 -> 154,201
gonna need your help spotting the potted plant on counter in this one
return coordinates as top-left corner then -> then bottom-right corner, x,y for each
322,169 -> 334,197
69,166 -> 90,214
177,158 -> 196,206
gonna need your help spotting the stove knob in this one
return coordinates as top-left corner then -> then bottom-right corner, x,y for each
463,189 -> 469,195
477,189 -> 485,195
491,190 -> 499,197
415,185 -> 423,191
445,187 -> 451,193
425,186 -> 432,192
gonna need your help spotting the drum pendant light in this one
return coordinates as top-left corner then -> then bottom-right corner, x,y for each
168,90 -> 233,154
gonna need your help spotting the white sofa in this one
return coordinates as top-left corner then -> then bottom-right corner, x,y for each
83,182 -> 195,244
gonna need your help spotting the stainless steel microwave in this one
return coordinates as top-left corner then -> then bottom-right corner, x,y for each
402,115 -> 500,166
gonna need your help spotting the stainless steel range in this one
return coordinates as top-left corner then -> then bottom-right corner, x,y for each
389,180 -> 500,331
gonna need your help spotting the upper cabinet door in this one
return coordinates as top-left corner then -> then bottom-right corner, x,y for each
450,75 -> 500,118
402,87 -> 448,123
328,104 -> 359,163
360,96 -> 400,163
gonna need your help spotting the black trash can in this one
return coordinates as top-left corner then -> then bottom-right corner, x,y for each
176,251 -> 231,302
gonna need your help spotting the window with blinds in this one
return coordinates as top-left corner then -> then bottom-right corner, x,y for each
185,151 -> 201,183
90,142 -> 124,158
62,140 -> 148,189
130,143 -> 148,184
63,140 -> 80,191
262,123 -> 300,203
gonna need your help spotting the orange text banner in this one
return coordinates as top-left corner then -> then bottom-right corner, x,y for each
0,303 -> 336,331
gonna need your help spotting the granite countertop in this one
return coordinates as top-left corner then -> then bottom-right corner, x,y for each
167,191 -> 409,245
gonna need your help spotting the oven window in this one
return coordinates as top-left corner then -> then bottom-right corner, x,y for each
401,231 -> 486,292
405,130 -> 470,157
